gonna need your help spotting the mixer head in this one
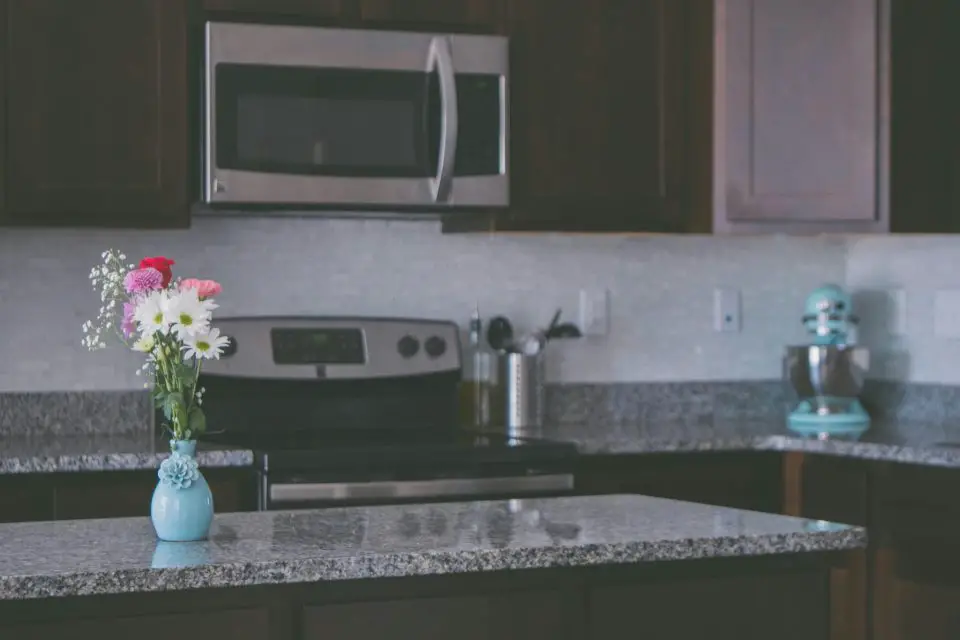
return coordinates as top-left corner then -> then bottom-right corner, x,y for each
802,284 -> 858,345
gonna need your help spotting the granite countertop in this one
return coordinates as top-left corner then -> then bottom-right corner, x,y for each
0,494 -> 865,600
4,420 -> 960,474
542,420 -> 960,468
0,433 -> 252,474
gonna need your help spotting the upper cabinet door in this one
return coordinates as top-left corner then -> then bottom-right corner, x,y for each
358,0 -> 506,33
4,0 -> 189,227
714,0 -> 889,233
505,0 -> 691,232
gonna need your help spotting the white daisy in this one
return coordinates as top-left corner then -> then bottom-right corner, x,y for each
182,327 -> 230,360
134,290 -> 170,335
133,335 -> 155,353
164,289 -> 217,339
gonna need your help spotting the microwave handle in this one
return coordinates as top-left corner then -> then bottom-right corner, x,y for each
428,36 -> 459,203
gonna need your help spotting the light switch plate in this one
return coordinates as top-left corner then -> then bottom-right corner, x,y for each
713,288 -> 741,333
579,289 -> 610,337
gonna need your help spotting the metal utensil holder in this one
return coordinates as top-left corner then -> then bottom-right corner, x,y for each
499,353 -> 545,438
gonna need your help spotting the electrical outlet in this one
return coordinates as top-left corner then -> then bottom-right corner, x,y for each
713,288 -> 741,333
579,289 -> 610,336
888,289 -> 907,336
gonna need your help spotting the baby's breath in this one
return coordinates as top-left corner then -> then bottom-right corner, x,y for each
81,249 -> 131,352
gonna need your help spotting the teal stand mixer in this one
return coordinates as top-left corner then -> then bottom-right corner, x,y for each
785,284 -> 871,440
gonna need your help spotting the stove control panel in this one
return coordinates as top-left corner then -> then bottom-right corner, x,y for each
202,317 -> 461,380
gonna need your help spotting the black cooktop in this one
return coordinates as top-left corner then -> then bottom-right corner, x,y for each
201,427 -> 579,475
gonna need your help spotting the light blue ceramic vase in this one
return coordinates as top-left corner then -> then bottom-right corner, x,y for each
150,440 -> 214,542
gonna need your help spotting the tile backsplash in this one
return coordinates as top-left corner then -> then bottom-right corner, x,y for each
847,236 -> 960,384
0,216 -> 846,391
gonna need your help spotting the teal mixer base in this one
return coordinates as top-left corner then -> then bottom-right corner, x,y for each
788,400 -> 870,440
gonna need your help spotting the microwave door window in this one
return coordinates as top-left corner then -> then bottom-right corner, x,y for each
215,64 -> 432,178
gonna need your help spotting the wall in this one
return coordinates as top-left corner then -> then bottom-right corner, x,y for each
0,217 -> 846,392
847,236 -> 960,384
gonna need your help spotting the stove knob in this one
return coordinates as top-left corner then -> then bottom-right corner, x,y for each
424,335 -> 447,359
397,335 -> 420,359
220,335 -> 238,358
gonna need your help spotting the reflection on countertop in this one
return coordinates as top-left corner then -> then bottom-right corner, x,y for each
0,494 -> 865,601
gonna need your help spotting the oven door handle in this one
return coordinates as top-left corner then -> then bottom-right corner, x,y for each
269,474 -> 574,504
427,35 -> 458,203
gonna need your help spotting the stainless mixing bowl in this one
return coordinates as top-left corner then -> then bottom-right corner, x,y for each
784,345 -> 869,401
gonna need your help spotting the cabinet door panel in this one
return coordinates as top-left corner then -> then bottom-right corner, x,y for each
54,470 -> 254,520
0,476 -> 55,523
507,0 -> 688,231
715,0 -> 886,232
359,0 -> 504,32
873,545 -> 960,640
303,590 -> 575,640
589,570 -> 828,640
4,609 -> 269,640
5,0 -> 189,227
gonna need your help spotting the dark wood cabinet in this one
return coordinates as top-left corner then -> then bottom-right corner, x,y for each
2,0 -> 189,228
497,0 -> 695,232
303,590 -> 575,640
358,0 -> 505,33
871,462 -> 960,640
4,608 -> 270,640
0,475 -> 54,524
589,569 -> 828,640
0,468 -> 254,523
53,469 -> 255,520
575,452 -> 783,514
202,0 -> 346,19
783,453 -> 869,640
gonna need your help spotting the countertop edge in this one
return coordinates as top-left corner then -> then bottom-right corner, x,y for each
0,528 -> 866,601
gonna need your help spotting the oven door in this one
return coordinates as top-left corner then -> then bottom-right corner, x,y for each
203,22 -> 508,209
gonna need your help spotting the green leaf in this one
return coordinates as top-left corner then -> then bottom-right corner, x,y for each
153,390 -> 167,409
188,406 -> 207,436
162,391 -> 185,421
175,363 -> 196,389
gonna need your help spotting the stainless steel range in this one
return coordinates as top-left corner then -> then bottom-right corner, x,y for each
197,317 -> 576,511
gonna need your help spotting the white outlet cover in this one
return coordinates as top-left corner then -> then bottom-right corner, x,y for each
713,288 -> 741,333
579,289 -> 610,337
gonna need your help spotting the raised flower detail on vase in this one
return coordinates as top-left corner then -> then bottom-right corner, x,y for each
158,453 -> 200,491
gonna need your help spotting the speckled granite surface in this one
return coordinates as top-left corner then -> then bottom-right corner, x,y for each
4,418 -> 960,474
542,420 -> 960,468
0,391 -> 152,436
0,495 -> 864,600
0,434 -> 252,473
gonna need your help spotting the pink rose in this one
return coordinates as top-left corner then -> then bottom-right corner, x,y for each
123,268 -> 164,295
179,278 -> 222,300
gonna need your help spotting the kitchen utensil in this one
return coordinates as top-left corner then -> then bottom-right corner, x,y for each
545,323 -> 582,340
785,284 -> 870,440
498,353 -> 545,436
486,316 -> 514,352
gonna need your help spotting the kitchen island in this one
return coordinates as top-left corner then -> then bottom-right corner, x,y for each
0,494 -> 863,640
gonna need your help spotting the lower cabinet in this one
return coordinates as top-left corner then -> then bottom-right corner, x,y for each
302,590 -> 578,640
873,544 -> 960,640
0,468 -> 256,522
575,452 -> 783,514
53,468 -> 255,520
3,608 -> 270,640
870,462 -> 960,640
589,570 -> 828,640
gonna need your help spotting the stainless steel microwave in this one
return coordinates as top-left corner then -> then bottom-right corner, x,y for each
202,22 -> 509,210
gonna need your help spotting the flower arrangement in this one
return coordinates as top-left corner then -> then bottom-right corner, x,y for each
82,250 -> 228,446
